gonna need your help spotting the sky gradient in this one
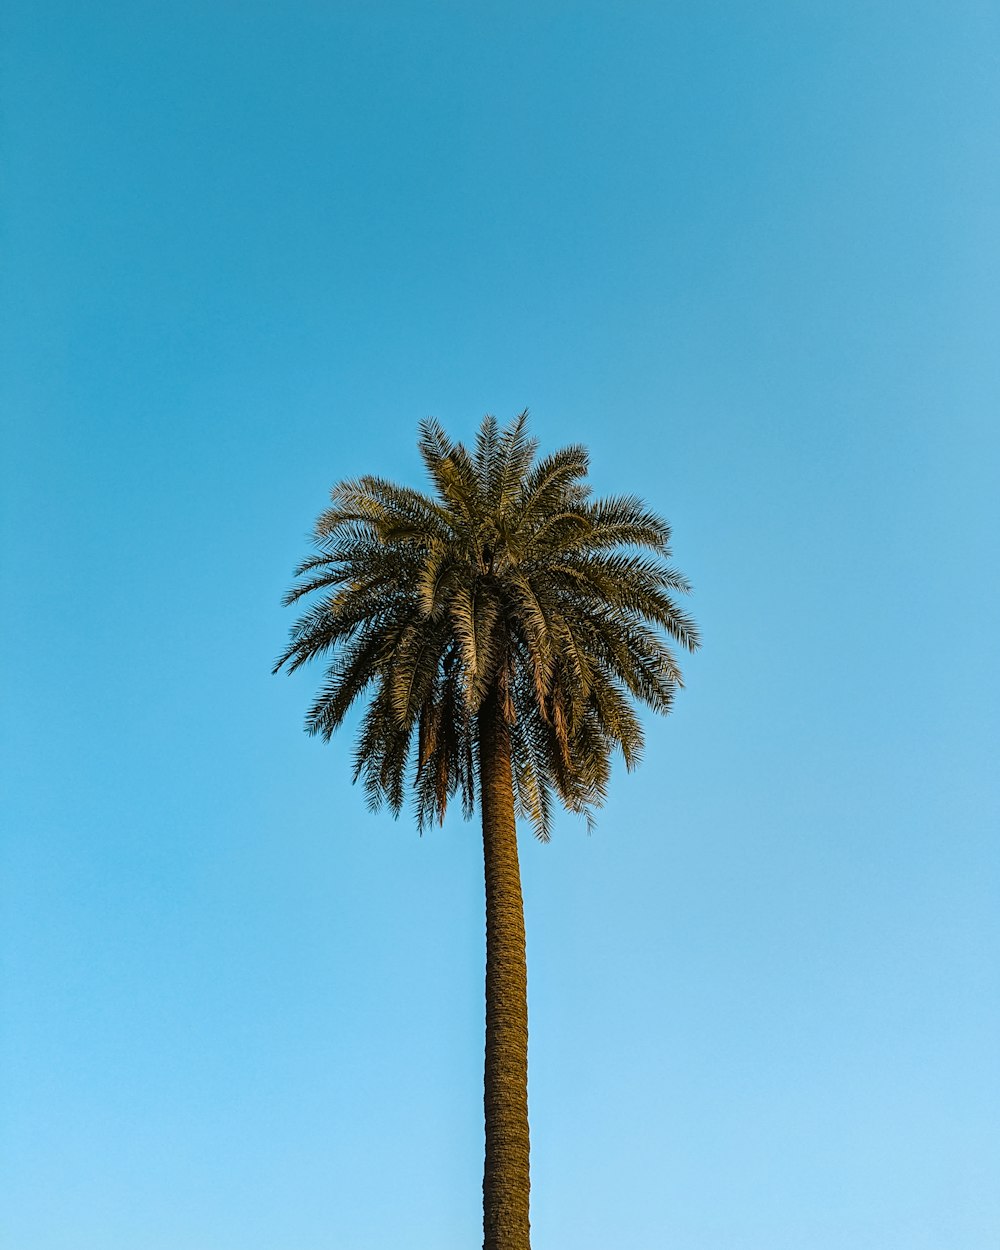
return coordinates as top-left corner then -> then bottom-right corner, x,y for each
3,4 -> 998,1248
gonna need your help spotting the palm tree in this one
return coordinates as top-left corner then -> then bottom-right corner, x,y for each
274,413 -> 698,1250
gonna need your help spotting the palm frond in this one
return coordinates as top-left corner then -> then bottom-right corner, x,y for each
276,411 -> 698,833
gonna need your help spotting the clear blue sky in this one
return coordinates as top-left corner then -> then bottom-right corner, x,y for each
2,4 -> 997,1248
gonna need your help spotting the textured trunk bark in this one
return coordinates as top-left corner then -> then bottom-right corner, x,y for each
478,686 -> 531,1250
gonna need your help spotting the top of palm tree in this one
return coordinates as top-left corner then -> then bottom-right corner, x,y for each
274,412 -> 699,839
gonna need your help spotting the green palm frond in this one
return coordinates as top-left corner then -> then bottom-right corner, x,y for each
275,412 -> 699,836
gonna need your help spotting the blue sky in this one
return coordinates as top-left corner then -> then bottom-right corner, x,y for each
2,4 -> 998,1247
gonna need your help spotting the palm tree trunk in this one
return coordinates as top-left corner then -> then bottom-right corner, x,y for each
478,685 -> 531,1250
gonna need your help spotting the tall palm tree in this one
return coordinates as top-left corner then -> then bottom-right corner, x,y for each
274,413 -> 698,1250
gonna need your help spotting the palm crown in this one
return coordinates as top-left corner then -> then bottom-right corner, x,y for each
275,412 -> 699,838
